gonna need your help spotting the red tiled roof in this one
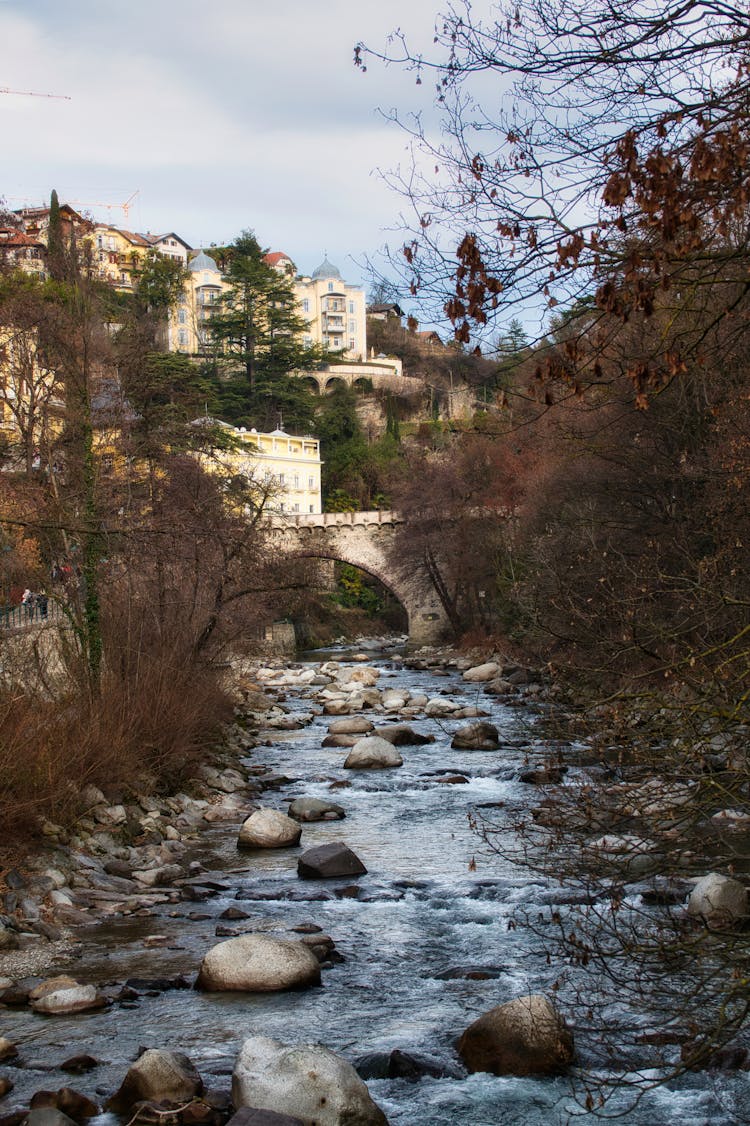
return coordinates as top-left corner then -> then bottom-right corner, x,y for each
264,251 -> 293,266
0,228 -> 44,249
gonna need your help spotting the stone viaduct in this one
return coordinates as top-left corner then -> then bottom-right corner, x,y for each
297,361 -> 425,399
276,510 -> 451,646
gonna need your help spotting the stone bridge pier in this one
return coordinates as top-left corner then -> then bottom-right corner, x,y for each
277,510 -> 450,647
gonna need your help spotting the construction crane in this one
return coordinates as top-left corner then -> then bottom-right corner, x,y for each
0,86 -> 71,100
7,190 -> 140,224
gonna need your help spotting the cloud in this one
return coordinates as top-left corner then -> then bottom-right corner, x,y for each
0,0 -> 443,272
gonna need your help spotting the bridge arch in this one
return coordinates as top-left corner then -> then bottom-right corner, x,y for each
276,511 -> 451,646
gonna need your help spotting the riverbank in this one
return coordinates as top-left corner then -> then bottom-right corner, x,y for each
1,639 -> 748,1124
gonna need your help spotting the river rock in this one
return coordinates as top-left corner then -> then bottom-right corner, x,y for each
196,934 -> 321,992
462,662 -> 500,682
424,697 -> 458,717
0,1038 -> 17,1061
355,1049 -> 454,1081
457,994 -> 575,1076
29,980 -> 106,1015
227,1110 -> 305,1126
237,810 -> 302,849
288,798 -> 345,823
34,1089 -> 99,1121
336,666 -> 380,687
107,1049 -> 203,1113
344,737 -> 403,770
374,725 -> 435,746
322,734 -> 358,748
0,924 -> 19,950
327,717 -> 373,736
23,1111 -> 79,1126
688,873 -> 748,928
451,721 -> 500,750
483,677 -> 513,696
297,843 -> 367,880
232,1036 -> 388,1126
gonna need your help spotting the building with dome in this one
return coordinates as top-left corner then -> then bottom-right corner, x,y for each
293,255 -> 367,362
169,247 -> 229,353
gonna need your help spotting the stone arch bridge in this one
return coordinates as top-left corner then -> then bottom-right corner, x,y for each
275,510 -> 450,646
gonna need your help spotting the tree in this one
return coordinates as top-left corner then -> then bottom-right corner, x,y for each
0,271 -> 66,475
206,231 -> 323,428
356,0 -> 750,400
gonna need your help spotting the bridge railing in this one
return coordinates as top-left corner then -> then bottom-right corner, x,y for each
283,510 -> 400,528
0,599 -> 64,631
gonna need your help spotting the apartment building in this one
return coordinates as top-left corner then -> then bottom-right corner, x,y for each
293,256 -> 367,361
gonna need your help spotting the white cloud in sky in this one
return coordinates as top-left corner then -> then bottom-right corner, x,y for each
0,0 -> 445,284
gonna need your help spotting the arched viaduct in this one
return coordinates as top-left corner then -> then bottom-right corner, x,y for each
276,510 -> 451,646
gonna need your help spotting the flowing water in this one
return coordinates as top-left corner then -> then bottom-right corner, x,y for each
1,646 -> 748,1125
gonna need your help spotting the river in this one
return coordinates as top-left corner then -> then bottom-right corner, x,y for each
1,643 -> 747,1125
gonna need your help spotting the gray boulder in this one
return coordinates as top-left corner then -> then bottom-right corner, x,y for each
232,1036 -> 388,1126
344,737 -> 403,770
107,1049 -> 202,1112
462,662 -> 500,682
451,722 -> 500,751
237,809 -> 302,850
29,980 -> 106,1016
327,717 -> 373,735
298,842 -> 367,880
374,725 -> 435,746
457,994 -> 575,1076
196,934 -> 321,993
688,872 -> 748,928
288,798 -> 345,823
23,1112 -> 78,1126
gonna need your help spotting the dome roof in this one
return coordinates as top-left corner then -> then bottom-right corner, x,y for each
189,249 -> 219,273
312,256 -> 342,280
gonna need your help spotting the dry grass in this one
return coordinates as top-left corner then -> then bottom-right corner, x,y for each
0,650 -> 233,843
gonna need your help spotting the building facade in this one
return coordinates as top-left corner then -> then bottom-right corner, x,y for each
293,257 -> 367,361
195,420 -> 322,516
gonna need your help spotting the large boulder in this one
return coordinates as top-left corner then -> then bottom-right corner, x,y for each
451,722 -> 500,751
462,662 -> 500,682
688,872 -> 748,928
344,737 -> 403,770
336,666 -> 380,688
288,798 -> 345,823
322,734 -> 359,748
196,934 -> 321,992
457,994 -> 575,1076
29,979 -> 106,1016
298,842 -> 367,880
327,717 -> 373,736
227,1110 -> 304,1126
424,697 -> 459,717
232,1036 -> 388,1126
107,1049 -> 203,1113
374,725 -> 435,746
237,809 -> 302,850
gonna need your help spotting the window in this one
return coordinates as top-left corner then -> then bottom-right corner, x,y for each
278,473 -> 285,485
349,301 -> 355,314
178,309 -> 187,324
293,475 -> 299,488
328,282 -> 334,292
348,319 -> 356,333
293,503 -> 300,513
349,338 -> 355,351
178,329 -> 188,346
303,335 -> 312,346
302,298 -> 310,313
309,505 -> 314,513
308,475 -> 314,488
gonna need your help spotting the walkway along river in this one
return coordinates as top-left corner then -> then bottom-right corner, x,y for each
0,643 -> 748,1124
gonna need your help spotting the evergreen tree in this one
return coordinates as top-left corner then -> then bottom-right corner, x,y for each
46,188 -> 65,282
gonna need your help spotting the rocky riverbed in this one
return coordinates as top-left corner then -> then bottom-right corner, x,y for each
0,639 -> 749,1125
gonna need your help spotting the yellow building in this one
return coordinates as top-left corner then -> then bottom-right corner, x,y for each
293,257 -> 367,361
170,249 -> 228,354
194,419 -> 322,515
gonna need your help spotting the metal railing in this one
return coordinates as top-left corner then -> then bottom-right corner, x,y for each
0,599 -> 64,630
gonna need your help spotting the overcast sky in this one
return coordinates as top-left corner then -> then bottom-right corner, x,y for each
0,0 -> 444,289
